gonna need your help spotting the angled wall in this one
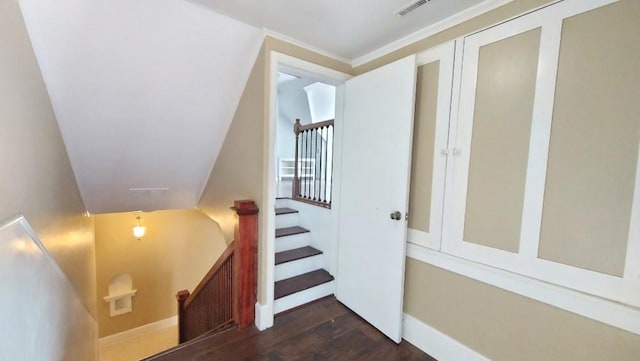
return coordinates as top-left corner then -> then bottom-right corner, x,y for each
0,0 -> 97,357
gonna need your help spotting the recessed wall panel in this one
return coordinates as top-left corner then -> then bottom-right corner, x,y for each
463,28 -> 541,252
409,62 -> 439,232
538,1 -> 640,276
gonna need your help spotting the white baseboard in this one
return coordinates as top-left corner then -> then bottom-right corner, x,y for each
99,316 -> 177,349
403,313 -> 490,361
255,302 -> 274,331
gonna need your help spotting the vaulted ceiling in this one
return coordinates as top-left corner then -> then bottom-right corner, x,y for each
17,0 -> 487,213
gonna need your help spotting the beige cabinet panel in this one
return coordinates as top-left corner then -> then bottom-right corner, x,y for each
539,0 -> 640,276
409,62 -> 440,233
463,28 -> 541,253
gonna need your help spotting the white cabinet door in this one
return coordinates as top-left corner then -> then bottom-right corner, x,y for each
441,0 -> 640,308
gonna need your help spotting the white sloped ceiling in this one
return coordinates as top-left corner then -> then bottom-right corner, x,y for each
17,0 -> 489,214
18,0 -> 263,213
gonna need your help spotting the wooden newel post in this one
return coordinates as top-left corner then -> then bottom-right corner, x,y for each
232,199 -> 259,328
176,290 -> 190,343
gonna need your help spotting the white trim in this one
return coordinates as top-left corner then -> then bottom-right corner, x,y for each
413,41 -> 456,251
265,51 -> 352,332
254,302 -> 274,331
624,139 -> 640,280
330,83 -> 346,277
440,37 -> 465,256
275,53 -> 351,85
408,228 -> 438,250
98,316 -> 177,349
517,16 -> 562,259
263,29 -> 351,65
352,0 -> 515,67
262,50 -> 279,332
402,313 -> 490,361
407,244 -> 640,335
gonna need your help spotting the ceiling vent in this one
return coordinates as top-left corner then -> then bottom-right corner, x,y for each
395,0 -> 430,16
128,187 -> 169,197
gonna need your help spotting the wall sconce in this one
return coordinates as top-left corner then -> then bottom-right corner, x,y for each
133,215 -> 146,240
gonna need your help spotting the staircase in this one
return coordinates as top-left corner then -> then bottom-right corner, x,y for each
274,199 -> 335,314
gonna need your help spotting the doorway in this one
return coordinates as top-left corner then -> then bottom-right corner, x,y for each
258,52 -> 350,330
275,71 -> 336,204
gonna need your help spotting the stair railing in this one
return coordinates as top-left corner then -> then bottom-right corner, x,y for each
175,200 -> 258,343
293,118 -> 334,208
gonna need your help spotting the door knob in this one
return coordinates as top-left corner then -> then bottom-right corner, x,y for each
390,211 -> 402,221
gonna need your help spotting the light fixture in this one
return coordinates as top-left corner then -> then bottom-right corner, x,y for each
133,215 -> 146,240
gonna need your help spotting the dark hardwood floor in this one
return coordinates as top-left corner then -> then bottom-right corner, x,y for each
147,296 -> 435,361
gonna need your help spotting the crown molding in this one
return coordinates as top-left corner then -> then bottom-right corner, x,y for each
351,0 -> 515,67
262,0 -> 525,69
262,29 -> 352,65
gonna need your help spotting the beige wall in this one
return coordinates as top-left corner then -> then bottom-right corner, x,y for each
0,0 -> 96,319
198,36 -> 353,304
405,259 -> 640,361
94,209 -> 227,337
464,28 -> 540,253
408,62 -> 439,232
199,45 -> 266,244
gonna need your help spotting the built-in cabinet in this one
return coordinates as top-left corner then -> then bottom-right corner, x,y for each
408,0 -> 640,314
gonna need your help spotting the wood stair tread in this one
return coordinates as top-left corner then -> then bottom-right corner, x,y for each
275,226 -> 309,238
275,207 -> 298,215
274,269 -> 334,299
275,246 -> 322,265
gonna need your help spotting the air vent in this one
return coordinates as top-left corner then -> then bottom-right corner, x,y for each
128,187 -> 169,197
395,0 -> 430,16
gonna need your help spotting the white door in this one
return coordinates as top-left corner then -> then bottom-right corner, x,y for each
336,55 -> 417,343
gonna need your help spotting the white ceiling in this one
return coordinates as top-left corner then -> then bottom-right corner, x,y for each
16,0 -> 489,214
189,0 -> 486,60
18,0 -> 263,213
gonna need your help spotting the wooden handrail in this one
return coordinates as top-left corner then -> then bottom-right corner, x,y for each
294,118 -> 334,134
293,119 -> 334,208
175,200 -> 258,343
184,242 -> 235,308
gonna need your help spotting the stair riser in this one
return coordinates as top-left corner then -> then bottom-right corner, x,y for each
275,213 -> 299,229
273,281 -> 335,314
275,233 -> 310,252
275,255 -> 323,282
275,198 -> 292,209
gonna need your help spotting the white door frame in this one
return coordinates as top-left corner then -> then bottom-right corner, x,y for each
257,51 -> 351,330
